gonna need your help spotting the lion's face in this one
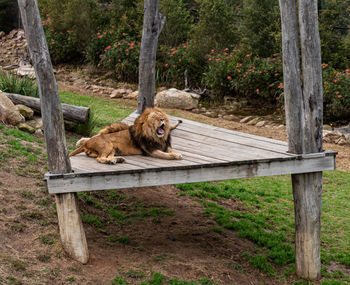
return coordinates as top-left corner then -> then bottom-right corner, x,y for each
134,107 -> 170,142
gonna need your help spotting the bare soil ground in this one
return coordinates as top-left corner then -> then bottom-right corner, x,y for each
1,82 -> 349,285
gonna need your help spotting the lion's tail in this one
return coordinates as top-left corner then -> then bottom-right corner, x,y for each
98,122 -> 130,135
69,145 -> 86,157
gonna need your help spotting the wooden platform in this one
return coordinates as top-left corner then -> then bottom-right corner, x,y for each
45,113 -> 337,194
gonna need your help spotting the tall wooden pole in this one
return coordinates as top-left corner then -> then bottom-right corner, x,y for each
279,0 -> 323,280
18,0 -> 89,263
137,0 -> 166,114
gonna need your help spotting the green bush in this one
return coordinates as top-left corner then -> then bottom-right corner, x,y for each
99,33 -> 140,83
323,66 -> 350,123
202,47 -> 283,103
239,0 -> 281,57
0,71 -> 39,98
157,42 -> 192,87
159,0 -> 193,47
39,0 -> 96,63
319,0 -> 350,70
86,31 -> 114,66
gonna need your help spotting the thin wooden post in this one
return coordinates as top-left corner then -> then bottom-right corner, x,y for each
137,0 -> 166,114
279,0 -> 323,280
17,0 -> 89,263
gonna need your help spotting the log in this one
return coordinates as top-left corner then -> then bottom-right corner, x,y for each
4,92 -> 90,124
137,0 -> 166,113
18,0 -> 89,264
279,0 -> 323,280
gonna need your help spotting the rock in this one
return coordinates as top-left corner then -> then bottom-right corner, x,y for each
204,111 -> 218,118
35,129 -> 44,136
123,90 -> 138,100
256,120 -> 268,127
26,117 -> 43,129
17,65 -> 36,78
323,124 -> 332,131
7,30 -> 17,39
191,108 -> 200,114
18,123 -> 35,134
16,104 -> 34,120
0,91 -> 25,126
336,138 -> 347,145
240,116 -> 253,123
0,31 -> 5,39
247,117 -> 260,125
275,124 -> 285,130
155,88 -> 200,110
222,115 -> 238,121
110,88 -> 132,99
199,107 -> 207,112
323,131 -> 342,143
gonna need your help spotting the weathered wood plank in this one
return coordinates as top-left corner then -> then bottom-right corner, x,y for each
18,0 -> 88,264
46,154 -> 335,194
126,112 -> 288,147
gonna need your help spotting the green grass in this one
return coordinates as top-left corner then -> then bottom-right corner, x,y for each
176,170 -> 350,280
0,70 -> 39,97
111,272 -> 219,285
59,91 -> 134,134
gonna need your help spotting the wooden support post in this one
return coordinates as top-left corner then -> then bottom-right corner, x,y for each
17,0 -> 89,263
279,0 -> 323,280
137,0 -> 166,114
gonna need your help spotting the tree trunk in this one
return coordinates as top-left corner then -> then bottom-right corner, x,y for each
5,92 -> 90,124
279,0 -> 323,280
137,0 -> 166,114
299,0 -> 323,154
17,0 -> 88,264
279,0 -> 303,155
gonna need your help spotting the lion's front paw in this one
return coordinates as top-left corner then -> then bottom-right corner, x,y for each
173,153 -> 183,160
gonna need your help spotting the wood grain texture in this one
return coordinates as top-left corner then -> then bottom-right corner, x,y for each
5,92 -> 90,123
18,0 -> 88,264
279,0 -> 304,154
279,0 -> 324,280
137,0 -> 166,113
46,154 -> 335,194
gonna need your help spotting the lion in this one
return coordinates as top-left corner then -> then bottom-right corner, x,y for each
69,107 -> 183,164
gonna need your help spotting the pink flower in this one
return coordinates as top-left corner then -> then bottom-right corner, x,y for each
98,35 -> 103,38
338,95 -> 342,98
165,63 -> 169,67
227,76 -> 232,80
122,33 -> 126,36
276,97 -> 279,100
256,89 -> 259,94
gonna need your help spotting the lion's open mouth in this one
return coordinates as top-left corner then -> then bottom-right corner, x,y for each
156,123 -> 165,137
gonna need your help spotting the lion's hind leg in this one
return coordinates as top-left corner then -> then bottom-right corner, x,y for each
96,143 -> 125,164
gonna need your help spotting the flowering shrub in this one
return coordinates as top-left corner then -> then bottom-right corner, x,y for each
157,43 -> 192,87
99,34 -> 140,82
86,31 -> 114,66
202,47 -> 284,103
323,66 -> 350,122
43,15 -> 85,63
